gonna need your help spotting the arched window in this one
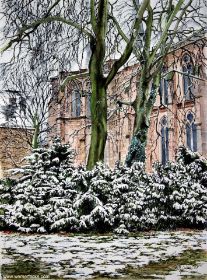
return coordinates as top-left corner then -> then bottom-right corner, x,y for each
186,112 -> 197,151
160,116 -> 169,165
182,54 -> 194,100
160,67 -> 168,105
70,81 -> 82,117
160,78 -> 168,105
71,89 -> 81,117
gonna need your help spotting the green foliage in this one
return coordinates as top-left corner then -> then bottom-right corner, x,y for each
1,145 -> 207,233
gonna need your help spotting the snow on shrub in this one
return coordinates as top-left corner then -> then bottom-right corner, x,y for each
0,144 -> 206,233
1,138 -> 77,233
147,147 -> 207,229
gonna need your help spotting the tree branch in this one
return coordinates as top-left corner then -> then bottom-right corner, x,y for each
142,3 -> 153,67
150,0 -> 185,63
90,0 -> 97,33
1,16 -> 94,53
105,0 -> 149,86
108,14 -> 129,43
97,0 -> 108,38
108,13 -> 142,58
168,70 -> 207,81
150,0 -> 194,77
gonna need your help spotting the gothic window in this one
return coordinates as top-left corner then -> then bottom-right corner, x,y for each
159,67 -> 168,105
160,116 -> 169,165
182,54 -> 194,100
160,78 -> 168,105
71,89 -> 81,117
186,112 -> 197,151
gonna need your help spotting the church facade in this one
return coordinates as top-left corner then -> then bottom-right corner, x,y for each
49,36 -> 207,170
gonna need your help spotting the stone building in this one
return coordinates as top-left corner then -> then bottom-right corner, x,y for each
49,36 -> 207,170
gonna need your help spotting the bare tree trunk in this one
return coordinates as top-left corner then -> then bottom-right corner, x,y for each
86,10 -> 108,169
87,81 -> 107,170
126,92 -> 149,166
126,74 -> 160,166
32,114 -> 40,149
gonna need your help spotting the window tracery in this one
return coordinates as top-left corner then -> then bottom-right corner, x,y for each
186,112 -> 197,151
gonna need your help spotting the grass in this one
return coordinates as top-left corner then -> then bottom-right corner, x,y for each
93,249 -> 207,280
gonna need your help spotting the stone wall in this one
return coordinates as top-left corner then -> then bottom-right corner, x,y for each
0,127 -> 32,178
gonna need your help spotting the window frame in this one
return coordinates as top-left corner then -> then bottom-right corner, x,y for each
186,112 -> 197,152
71,89 -> 81,118
159,67 -> 169,105
182,54 -> 194,101
160,116 -> 169,165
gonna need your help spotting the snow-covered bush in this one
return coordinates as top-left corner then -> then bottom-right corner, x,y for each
0,178 -> 16,229
111,162 -> 148,231
146,146 -> 207,229
1,144 -> 206,233
1,138 -> 78,233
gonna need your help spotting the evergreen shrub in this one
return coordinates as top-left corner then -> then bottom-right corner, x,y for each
0,141 -> 206,233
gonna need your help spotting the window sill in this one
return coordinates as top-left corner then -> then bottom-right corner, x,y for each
57,115 -> 90,120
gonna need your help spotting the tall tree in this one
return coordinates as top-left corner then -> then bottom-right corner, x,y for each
0,0 -> 149,169
115,0 -> 207,166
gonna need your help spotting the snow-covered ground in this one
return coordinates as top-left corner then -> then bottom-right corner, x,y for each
0,231 -> 207,279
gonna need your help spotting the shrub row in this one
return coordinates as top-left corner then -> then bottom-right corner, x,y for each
0,140 -> 206,233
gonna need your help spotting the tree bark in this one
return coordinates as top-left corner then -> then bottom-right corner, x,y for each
32,114 -> 40,149
86,47 -> 107,169
86,33 -> 107,170
126,90 -> 150,166
126,73 -> 160,167
86,81 -> 107,170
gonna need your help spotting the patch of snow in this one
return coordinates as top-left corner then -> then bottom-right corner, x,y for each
1,231 -> 207,279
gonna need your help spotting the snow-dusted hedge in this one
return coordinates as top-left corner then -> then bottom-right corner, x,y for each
0,141 -> 206,233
